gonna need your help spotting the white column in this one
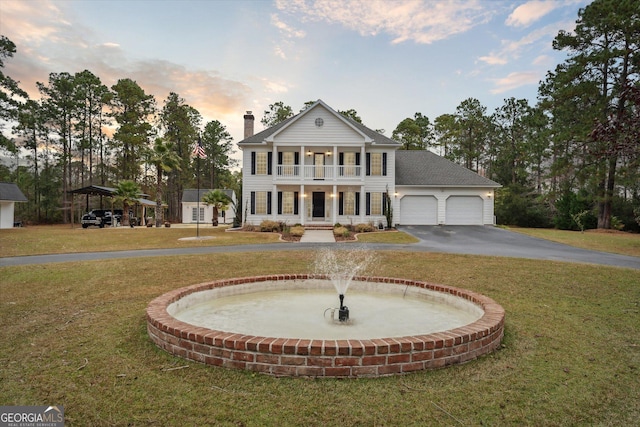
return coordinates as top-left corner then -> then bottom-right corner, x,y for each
360,185 -> 365,223
300,184 -> 305,225
272,183 -> 277,220
332,184 -> 337,225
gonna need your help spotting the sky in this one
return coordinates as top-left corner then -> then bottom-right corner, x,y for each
1,0 -> 590,156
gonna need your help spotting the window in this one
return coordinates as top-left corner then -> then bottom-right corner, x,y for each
366,152 -> 387,176
339,191 -> 359,216
191,207 -> 204,222
370,192 -> 382,215
282,152 -> 295,176
251,152 -> 272,175
250,191 -> 271,215
278,191 -> 298,215
255,191 -> 267,214
366,192 -> 383,216
255,152 -> 267,175
344,152 -> 356,177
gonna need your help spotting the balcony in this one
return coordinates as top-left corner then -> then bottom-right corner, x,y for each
275,165 -> 362,181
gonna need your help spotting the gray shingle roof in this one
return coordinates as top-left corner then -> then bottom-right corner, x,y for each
238,100 -> 400,146
395,150 -> 501,187
182,189 -> 234,203
0,182 -> 27,202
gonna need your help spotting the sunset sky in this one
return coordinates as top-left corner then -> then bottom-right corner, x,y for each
1,0 -> 589,152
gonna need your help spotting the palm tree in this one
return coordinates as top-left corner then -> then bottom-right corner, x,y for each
149,138 -> 181,227
202,189 -> 232,226
114,180 -> 141,227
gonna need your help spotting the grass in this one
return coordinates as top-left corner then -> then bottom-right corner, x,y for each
0,225 -> 638,424
1,247 -> 639,426
0,224 -> 282,257
506,227 -> 640,257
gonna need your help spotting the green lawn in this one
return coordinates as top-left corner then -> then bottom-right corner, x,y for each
1,247 -> 639,425
506,226 -> 640,257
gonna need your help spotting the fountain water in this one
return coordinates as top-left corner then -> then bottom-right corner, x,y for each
313,247 -> 377,322
147,249 -> 505,378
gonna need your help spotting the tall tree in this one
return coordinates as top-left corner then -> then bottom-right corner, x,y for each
110,78 -> 156,181
545,0 -> 640,228
452,98 -> 489,171
148,137 -> 181,227
159,92 -> 201,221
0,36 -> 28,150
338,109 -> 362,124
201,119 -> 236,189
261,101 -> 293,127
37,72 -> 77,222
392,117 -> 423,150
433,113 -> 458,157
73,70 -> 110,186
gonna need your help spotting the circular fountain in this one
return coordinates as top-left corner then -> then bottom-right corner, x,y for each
147,275 -> 504,378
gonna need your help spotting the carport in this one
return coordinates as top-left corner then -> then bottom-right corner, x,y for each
69,185 -> 160,227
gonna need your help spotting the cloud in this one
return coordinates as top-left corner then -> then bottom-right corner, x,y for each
478,20 -> 574,66
489,71 -> 541,94
505,0 -> 559,27
275,0 -> 498,45
2,0 -> 252,122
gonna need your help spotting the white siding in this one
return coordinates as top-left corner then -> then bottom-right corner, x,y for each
274,105 -> 365,146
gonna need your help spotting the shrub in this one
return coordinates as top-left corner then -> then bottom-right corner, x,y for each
259,220 -> 281,232
354,223 -> 375,233
289,226 -> 305,237
333,226 -> 350,237
495,184 -> 552,228
553,189 -> 596,231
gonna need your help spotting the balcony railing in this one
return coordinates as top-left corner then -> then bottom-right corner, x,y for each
276,165 -> 362,180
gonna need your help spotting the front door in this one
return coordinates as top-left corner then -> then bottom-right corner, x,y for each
312,192 -> 325,218
314,153 -> 325,179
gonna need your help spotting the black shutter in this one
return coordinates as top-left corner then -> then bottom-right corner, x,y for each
339,152 -> 344,165
278,151 -> 283,165
294,192 -> 299,214
366,192 -> 371,215
251,152 -> 256,175
355,192 -> 360,215
267,152 -> 273,175
366,153 -> 370,176
267,191 -> 272,214
339,192 -> 344,215
355,152 -> 360,165
250,191 -> 256,214
277,191 -> 283,214
382,153 -> 387,176
294,152 -> 299,165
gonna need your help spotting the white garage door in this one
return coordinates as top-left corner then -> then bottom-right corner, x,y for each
400,196 -> 438,225
446,196 -> 483,225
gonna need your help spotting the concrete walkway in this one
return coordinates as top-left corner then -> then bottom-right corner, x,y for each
299,229 -> 335,243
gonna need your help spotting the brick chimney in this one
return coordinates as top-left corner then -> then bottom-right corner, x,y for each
243,111 -> 254,139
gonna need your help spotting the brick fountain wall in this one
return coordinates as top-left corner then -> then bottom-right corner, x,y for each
146,275 -> 505,378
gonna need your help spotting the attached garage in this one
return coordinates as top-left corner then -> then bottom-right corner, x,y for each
400,195 -> 438,225
445,196 -> 484,225
395,151 -> 501,226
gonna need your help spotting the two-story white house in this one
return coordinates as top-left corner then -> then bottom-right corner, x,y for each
238,100 -> 500,227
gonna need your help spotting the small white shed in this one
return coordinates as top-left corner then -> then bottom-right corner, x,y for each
181,189 -> 237,225
0,182 -> 28,229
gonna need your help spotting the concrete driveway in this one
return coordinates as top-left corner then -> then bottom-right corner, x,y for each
397,225 -> 640,269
